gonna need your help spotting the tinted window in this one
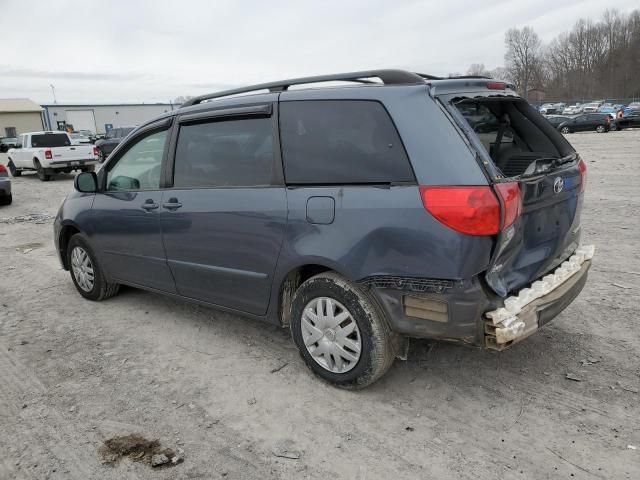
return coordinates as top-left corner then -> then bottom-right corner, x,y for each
31,133 -> 71,148
106,129 -> 167,191
280,101 -> 413,184
173,117 -> 274,188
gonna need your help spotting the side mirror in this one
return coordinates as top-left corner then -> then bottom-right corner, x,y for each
74,172 -> 98,193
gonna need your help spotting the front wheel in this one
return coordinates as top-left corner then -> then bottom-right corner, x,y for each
0,193 -> 11,206
67,234 -> 119,301
560,126 -> 571,134
596,125 -> 606,133
290,272 -> 398,389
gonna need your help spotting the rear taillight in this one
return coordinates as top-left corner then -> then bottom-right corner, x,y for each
420,186 -> 501,235
486,81 -> 506,90
45,149 -> 52,160
92,146 -> 99,157
0,164 -> 7,174
494,182 -> 522,229
578,158 -> 587,193
420,183 -> 521,236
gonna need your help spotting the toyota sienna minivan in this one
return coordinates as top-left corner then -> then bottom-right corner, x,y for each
54,69 -> 593,388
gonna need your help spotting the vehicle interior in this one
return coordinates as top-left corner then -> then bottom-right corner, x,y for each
454,98 -> 571,177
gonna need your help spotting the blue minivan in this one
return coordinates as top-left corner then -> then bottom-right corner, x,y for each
54,70 -> 593,388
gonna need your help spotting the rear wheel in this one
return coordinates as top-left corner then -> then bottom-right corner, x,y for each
0,194 -> 11,206
7,160 -> 21,177
34,159 -> 51,181
97,148 -> 105,163
596,125 -> 606,133
290,272 -> 398,389
67,234 -> 119,301
560,126 -> 571,134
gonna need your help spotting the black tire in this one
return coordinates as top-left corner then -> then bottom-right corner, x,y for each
34,159 -> 51,181
596,125 -> 606,133
560,126 -> 571,134
0,194 -> 11,206
67,234 -> 119,301
290,272 -> 398,389
7,160 -> 21,177
97,148 -> 105,163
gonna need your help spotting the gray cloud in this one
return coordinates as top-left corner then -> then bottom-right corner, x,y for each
0,0 -> 638,103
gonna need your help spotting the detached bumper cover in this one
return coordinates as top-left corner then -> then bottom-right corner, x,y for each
484,245 -> 595,349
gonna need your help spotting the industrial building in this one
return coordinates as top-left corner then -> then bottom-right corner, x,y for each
41,103 -> 177,134
0,98 -> 44,137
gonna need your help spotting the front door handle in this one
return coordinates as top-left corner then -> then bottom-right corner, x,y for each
162,198 -> 182,210
141,199 -> 159,211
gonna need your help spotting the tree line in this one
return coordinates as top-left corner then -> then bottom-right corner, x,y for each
461,9 -> 640,102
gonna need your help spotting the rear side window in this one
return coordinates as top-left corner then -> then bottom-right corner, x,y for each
31,133 -> 71,148
279,100 -> 413,184
173,117 -> 274,188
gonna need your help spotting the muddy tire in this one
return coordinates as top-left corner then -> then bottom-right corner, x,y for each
7,160 -> 21,177
67,234 -> 119,301
290,272 -> 398,389
34,159 -> 51,181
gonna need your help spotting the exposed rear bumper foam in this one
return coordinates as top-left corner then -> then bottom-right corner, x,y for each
484,245 -> 595,350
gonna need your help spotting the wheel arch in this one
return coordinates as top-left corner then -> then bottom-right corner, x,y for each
277,262 -> 345,328
58,223 -> 83,270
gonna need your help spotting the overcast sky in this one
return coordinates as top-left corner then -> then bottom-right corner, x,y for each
1,0 -> 637,104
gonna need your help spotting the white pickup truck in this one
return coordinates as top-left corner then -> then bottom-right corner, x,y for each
7,131 -> 99,181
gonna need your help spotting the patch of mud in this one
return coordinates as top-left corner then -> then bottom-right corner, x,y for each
14,242 -> 43,254
99,433 -> 183,468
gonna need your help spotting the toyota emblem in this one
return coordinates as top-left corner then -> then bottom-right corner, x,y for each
553,177 -> 564,194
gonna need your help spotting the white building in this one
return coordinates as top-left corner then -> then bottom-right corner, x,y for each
41,103 -> 178,134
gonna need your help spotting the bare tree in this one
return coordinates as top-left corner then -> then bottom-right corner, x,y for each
504,27 -> 543,98
466,63 -> 491,77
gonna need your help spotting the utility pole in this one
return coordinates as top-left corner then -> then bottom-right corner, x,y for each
50,84 -> 57,104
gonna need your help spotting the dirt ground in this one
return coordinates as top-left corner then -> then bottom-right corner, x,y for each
1,131 -> 639,480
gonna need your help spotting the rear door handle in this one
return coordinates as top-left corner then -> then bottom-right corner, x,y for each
162,198 -> 182,210
141,199 -> 159,211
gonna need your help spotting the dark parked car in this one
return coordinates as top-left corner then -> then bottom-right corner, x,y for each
545,115 -> 572,128
93,127 -> 135,162
54,70 -> 592,388
557,113 -> 610,133
0,136 -> 18,153
0,163 -> 12,205
613,111 -> 640,130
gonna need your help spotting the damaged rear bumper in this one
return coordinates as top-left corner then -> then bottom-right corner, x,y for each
484,245 -> 595,350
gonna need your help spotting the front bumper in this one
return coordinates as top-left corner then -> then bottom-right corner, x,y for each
484,245 -> 595,350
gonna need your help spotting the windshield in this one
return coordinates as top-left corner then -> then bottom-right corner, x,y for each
31,134 -> 71,148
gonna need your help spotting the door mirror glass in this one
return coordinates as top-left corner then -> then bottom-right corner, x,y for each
74,172 -> 98,193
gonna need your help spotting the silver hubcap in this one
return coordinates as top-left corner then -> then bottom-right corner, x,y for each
301,297 -> 362,374
71,246 -> 94,292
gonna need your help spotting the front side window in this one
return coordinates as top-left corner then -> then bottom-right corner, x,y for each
173,117 -> 274,188
279,100 -> 413,184
106,129 -> 167,191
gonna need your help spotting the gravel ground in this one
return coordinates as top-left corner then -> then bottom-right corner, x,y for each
0,131 -> 639,480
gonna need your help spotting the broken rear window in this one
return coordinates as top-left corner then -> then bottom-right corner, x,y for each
453,99 -> 573,177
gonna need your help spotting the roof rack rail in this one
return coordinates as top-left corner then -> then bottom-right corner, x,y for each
446,75 -> 492,79
181,69 -> 428,107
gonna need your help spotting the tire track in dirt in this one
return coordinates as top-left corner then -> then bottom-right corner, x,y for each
0,343 -> 137,480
